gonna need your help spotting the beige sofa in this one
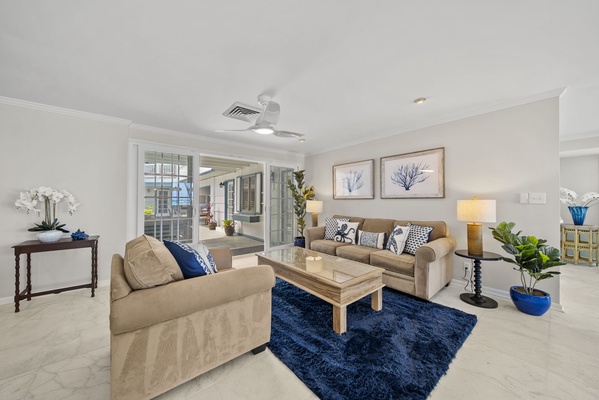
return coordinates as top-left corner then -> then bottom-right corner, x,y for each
304,215 -> 456,300
110,246 -> 275,400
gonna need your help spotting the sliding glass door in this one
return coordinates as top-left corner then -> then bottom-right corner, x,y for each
269,165 -> 295,248
143,150 -> 194,243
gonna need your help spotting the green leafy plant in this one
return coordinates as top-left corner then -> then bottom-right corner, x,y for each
287,170 -> 315,237
490,221 -> 564,295
222,219 -> 234,228
144,205 -> 154,215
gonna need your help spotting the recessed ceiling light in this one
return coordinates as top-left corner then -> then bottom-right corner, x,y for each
414,97 -> 427,104
299,139 -> 305,143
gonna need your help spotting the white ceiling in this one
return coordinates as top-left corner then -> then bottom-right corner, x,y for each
1,1 -> 598,155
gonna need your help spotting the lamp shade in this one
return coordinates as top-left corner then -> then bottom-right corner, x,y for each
306,200 -> 323,213
457,198 -> 496,223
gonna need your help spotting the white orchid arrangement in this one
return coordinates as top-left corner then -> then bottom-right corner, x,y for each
559,187 -> 599,208
15,187 -> 79,232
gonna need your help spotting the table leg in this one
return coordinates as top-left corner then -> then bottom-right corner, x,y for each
91,240 -> 98,297
14,254 -> 20,313
26,253 -> 32,301
460,259 -> 498,309
371,288 -> 383,311
333,305 -> 347,334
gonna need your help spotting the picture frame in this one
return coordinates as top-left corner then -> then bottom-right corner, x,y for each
333,159 -> 374,199
380,147 -> 445,199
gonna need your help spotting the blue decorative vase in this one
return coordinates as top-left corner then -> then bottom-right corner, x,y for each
294,237 -> 306,248
509,286 -> 551,316
568,206 -> 588,225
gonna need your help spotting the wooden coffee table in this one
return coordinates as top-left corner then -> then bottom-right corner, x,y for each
257,247 -> 384,334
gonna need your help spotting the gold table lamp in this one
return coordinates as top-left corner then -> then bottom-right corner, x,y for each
457,197 -> 496,255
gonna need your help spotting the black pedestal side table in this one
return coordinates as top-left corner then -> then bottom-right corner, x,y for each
455,249 -> 502,309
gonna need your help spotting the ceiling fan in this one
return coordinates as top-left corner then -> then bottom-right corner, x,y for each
217,94 -> 304,138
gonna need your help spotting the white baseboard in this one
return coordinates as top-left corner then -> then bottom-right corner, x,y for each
449,279 -> 564,313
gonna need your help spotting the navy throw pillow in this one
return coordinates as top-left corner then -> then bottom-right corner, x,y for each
163,241 -> 218,279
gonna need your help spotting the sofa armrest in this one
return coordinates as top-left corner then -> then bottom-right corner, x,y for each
304,226 -> 325,250
209,247 -> 233,270
110,265 -> 275,335
413,236 -> 457,299
415,236 -> 457,263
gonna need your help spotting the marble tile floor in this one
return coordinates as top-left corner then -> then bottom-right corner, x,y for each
0,257 -> 597,400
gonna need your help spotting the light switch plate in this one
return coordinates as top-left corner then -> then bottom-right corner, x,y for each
520,193 -> 529,204
529,192 -> 546,204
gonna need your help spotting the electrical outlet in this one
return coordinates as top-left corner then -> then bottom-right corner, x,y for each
463,261 -> 470,274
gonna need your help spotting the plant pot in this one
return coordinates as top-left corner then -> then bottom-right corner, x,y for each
224,226 -> 235,236
509,286 -> 552,316
294,237 -> 305,248
37,230 -> 64,243
208,222 -> 217,230
568,206 -> 589,225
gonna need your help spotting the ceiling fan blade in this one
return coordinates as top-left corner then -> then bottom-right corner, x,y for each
215,129 -> 251,133
273,130 -> 304,138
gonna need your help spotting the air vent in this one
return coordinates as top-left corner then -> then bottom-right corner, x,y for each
222,102 -> 262,123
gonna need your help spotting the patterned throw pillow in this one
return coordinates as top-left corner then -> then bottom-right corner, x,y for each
334,222 -> 360,243
324,218 -> 349,240
163,241 -> 218,279
358,230 -> 386,249
404,223 -> 434,255
386,225 -> 410,255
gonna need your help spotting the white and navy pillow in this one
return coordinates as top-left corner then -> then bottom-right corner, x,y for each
324,218 -> 349,240
334,222 -> 360,243
404,223 -> 434,255
358,230 -> 386,249
163,241 -> 218,279
386,225 -> 410,255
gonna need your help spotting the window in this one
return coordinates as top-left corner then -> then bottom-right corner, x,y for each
143,151 -> 194,242
236,172 -> 262,214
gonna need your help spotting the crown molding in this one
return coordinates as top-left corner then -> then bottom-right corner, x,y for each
129,123 -> 304,157
0,96 -> 132,125
307,88 -> 567,157
559,130 -> 599,142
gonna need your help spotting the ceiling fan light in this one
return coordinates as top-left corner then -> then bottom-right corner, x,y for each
253,127 -> 274,135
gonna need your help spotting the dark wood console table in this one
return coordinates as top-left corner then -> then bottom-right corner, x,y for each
12,235 -> 99,313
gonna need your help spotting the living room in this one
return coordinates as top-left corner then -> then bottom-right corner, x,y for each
1,2 -> 598,399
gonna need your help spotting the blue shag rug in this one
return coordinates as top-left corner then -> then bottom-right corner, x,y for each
269,279 -> 477,400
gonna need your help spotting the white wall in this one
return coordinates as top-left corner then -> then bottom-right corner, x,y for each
306,98 -> 562,304
0,103 -> 128,302
560,155 -> 599,225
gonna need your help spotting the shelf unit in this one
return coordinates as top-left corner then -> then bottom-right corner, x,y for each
561,224 -> 599,266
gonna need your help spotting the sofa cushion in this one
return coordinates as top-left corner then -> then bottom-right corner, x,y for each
336,245 -> 380,264
334,221 -> 360,243
332,215 -> 366,231
394,220 -> 447,242
310,239 -> 351,255
324,217 -> 349,240
404,223 -> 434,255
164,241 -> 218,278
362,218 -> 395,238
371,250 -> 416,276
123,235 -> 184,290
357,230 -> 386,249
387,225 -> 410,254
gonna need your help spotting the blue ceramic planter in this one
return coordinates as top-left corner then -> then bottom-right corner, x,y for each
509,286 -> 551,316
294,237 -> 306,248
568,206 -> 589,225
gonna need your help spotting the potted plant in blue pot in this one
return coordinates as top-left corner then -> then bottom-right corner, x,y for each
287,170 -> 315,248
490,222 -> 565,316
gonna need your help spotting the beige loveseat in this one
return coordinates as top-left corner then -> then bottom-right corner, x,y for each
304,215 -> 456,300
110,244 -> 275,400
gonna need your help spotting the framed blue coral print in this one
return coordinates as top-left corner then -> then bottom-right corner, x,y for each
381,147 -> 445,199
333,159 -> 374,199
